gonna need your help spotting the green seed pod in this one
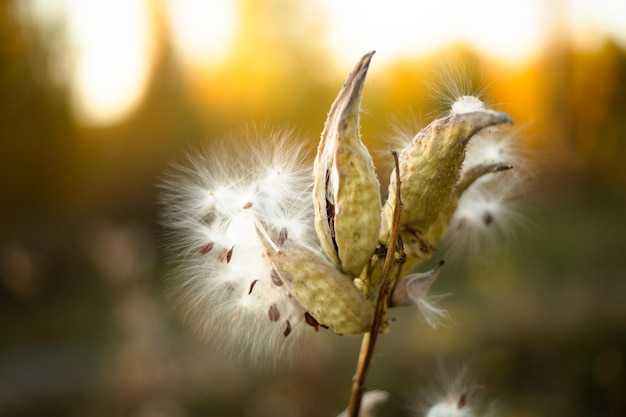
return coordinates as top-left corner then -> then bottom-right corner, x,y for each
382,110 -> 513,259
262,236 -> 374,335
313,52 -> 382,276
427,161 -> 513,243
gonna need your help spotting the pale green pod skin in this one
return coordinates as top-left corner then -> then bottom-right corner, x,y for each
427,161 -> 513,243
382,110 -> 513,259
313,51 -> 382,276
262,237 -> 374,335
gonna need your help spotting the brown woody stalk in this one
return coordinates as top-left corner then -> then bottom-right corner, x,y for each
347,151 -> 404,417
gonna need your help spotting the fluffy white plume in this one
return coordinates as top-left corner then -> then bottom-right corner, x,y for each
159,130 -> 321,364
444,97 -> 531,255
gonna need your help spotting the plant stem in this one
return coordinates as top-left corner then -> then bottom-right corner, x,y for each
347,151 -> 404,417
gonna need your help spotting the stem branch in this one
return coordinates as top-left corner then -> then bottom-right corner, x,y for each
347,151 -> 403,417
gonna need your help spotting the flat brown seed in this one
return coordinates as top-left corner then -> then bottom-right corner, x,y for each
324,170 -> 339,253
483,212 -> 494,226
278,228 -> 288,245
304,312 -> 319,332
268,304 -> 280,321
242,201 -> 253,209
198,242 -> 214,255
458,392 -> 468,408
248,279 -> 258,295
226,246 -> 234,263
283,320 -> 292,337
270,269 -> 284,286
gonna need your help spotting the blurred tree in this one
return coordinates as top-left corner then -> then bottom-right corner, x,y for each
185,0 -> 336,133
539,38 -> 626,193
570,41 -> 626,190
0,0 -> 74,224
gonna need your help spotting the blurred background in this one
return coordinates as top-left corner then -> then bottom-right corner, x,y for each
1,0 -> 625,416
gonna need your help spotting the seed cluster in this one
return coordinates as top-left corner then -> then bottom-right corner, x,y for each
160,53 -> 525,363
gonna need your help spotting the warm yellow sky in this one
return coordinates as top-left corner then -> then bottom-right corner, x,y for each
27,0 -> 626,126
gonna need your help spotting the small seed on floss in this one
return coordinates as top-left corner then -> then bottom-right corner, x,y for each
324,172 -> 338,249
278,227 -> 289,245
483,212 -> 494,225
457,392 -> 468,408
284,320 -> 292,337
304,311 -> 320,331
248,279 -> 258,295
198,242 -> 214,255
226,246 -> 234,263
269,304 -> 280,321
271,269 -> 284,286
217,247 -> 234,263
242,201 -> 253,209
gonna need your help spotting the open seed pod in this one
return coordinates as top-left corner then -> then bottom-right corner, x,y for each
313,52 -> 382,276
259,227 -> 374,335
382,110 -> 513,259
427,161 -> 513,243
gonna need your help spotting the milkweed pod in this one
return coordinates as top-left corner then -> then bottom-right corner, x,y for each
427,161 -> 513,243
260,231 -> 374,335
313,51 -> 382,276
382,110 -> 513,259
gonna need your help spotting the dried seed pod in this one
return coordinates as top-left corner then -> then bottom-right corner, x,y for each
382,110 -> 513,259
313,51 -> 382,276
427,161 -> 513,243
260,233 -> 374,335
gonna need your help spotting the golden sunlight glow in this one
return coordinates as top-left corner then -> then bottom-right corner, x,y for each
66,0 -> 154,126
568,0 -> 626,49
319,0 -> 546,65
55,0 -> 625,126
169,0 -> 236,67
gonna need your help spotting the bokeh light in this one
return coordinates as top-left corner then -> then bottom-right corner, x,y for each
1,1 -> 626,416
65,0 -> 155,126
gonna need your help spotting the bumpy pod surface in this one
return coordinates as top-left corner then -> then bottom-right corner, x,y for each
313,51 -> 381,276
262,234 -> 374,335
427,160 -> 513,243
382,110 -> 512,259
